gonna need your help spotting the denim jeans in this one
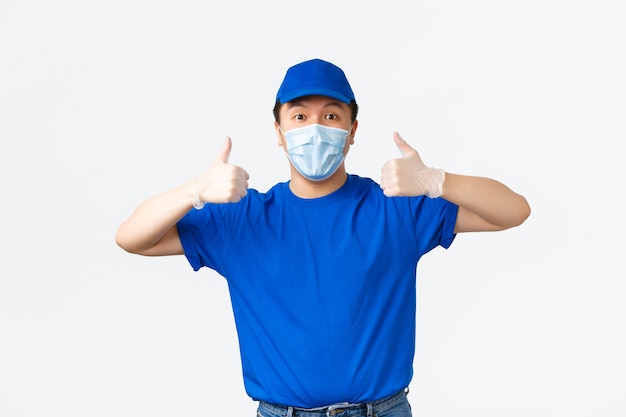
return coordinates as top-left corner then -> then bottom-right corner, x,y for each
257,389 -> 412,417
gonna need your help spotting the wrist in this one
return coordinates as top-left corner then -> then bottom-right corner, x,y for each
426,168 -> 445,198
190,178 -> 206,210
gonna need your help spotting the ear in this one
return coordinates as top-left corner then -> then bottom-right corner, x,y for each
349,120 -> 358,145
274,121 -> 284,147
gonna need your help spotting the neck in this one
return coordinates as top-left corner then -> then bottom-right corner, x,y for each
289,167 -> 348,199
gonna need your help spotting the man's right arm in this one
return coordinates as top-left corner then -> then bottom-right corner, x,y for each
115,137 -> 249,257
115,184 -> 197,256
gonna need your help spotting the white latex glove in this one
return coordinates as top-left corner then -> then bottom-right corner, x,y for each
380,132 -> 445,198
191,137 -> 250,208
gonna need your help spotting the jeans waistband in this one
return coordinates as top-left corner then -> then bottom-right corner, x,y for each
259,388 -> 409,417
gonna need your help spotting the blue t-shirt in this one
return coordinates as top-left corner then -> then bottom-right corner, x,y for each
177,174 -> 458,408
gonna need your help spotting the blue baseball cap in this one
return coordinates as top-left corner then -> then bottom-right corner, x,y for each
275,58 -> 356,104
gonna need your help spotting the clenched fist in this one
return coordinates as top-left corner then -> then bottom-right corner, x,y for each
380,132 -> 445,198
192,137 -> 250,207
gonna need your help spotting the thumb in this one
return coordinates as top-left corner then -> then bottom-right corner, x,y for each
217,136 -> 232,163
393,132 -> 418,158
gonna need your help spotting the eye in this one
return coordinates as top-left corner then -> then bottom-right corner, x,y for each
294,114 -> 305,120
325,114 -> 337,120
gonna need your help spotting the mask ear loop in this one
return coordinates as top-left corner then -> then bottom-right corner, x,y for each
279,126 -> 295,167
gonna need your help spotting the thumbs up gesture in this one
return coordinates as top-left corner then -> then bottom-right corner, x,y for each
192,137 -> 250,206
380,132 -> 445,198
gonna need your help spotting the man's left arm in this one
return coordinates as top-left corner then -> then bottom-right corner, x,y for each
380,131 -> 530,233
441,173 -> 530,233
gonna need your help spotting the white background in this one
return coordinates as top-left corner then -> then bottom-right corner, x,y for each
1,0 -> 625,416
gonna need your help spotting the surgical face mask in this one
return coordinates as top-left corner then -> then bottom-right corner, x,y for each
281,124 -> 351,181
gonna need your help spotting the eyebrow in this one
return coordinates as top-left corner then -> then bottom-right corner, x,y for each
285,99 -> 344,110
